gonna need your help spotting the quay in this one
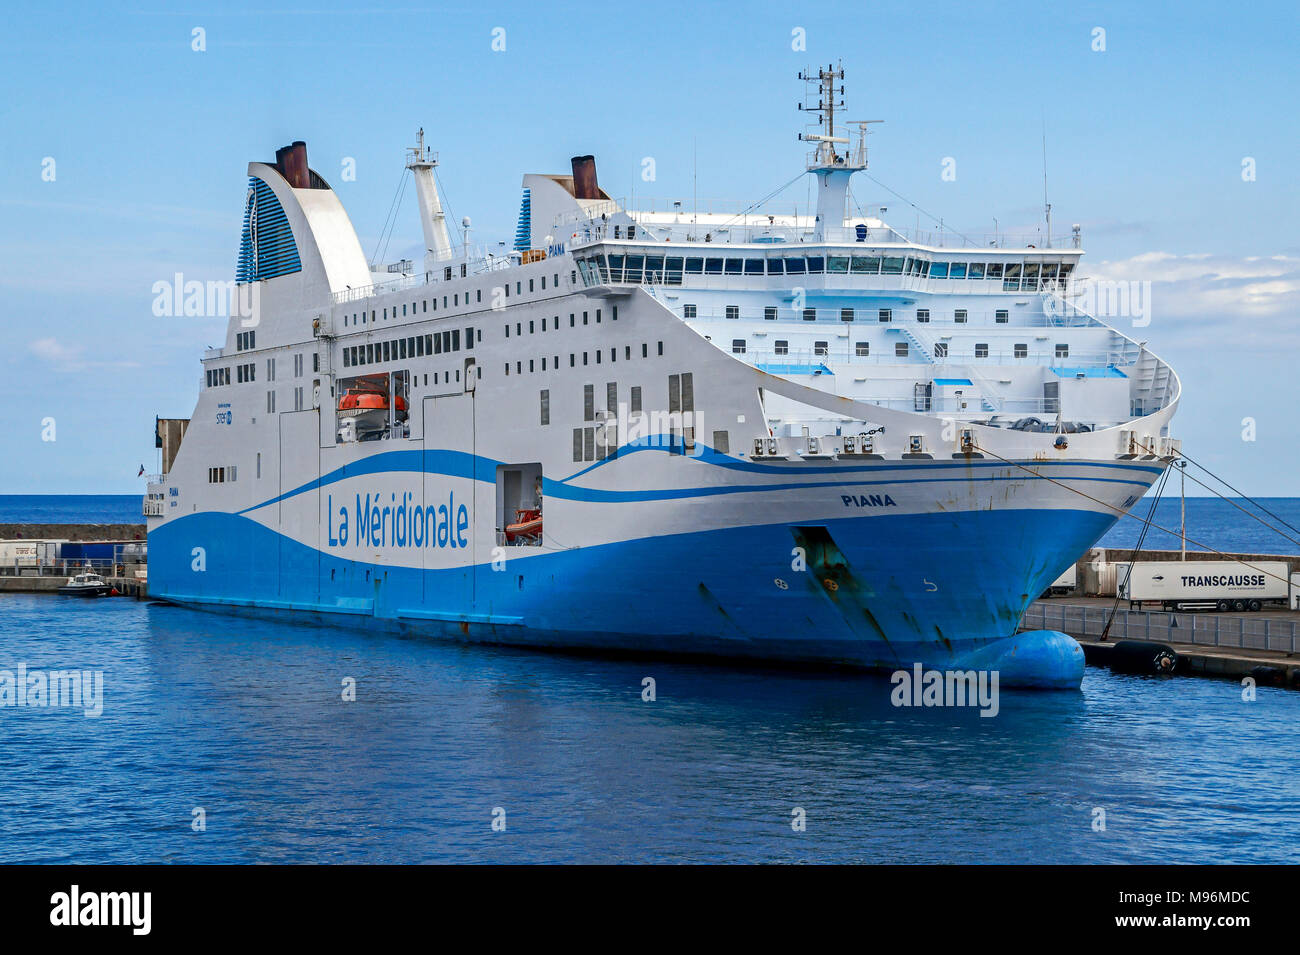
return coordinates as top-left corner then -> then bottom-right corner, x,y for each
1024,597 -> 1300,688
0,523 -> 148,598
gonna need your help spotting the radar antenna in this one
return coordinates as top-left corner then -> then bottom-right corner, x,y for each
797,62 -> 850,166
796,63 -> 879,241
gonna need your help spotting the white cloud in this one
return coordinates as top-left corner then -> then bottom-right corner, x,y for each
1077,252 -> 1300,347
26,337 -> 141,371
28,337 -> 80,363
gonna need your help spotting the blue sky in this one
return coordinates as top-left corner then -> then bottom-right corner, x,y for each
2,1 -> 1297,493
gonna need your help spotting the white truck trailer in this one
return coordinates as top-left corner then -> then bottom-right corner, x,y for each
0,539 -> 66,571
1044,564 -> 1077,596
1121,560 -> 1290,612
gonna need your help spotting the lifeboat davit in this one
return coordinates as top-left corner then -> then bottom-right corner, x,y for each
504,507 -> 542,544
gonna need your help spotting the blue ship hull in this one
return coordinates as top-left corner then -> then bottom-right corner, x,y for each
148,502 -> 1123,688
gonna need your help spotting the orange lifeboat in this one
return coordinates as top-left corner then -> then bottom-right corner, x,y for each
504,507 -> 542,544
338,387 -> 389,411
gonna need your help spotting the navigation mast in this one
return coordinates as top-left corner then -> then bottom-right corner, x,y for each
797,63 -> 880,241
406,128 -> 455,267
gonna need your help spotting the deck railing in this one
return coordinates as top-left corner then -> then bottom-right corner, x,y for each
561,202 -> 1080,250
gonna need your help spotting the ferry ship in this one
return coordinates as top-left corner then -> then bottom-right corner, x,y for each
146,67 -> 1180,687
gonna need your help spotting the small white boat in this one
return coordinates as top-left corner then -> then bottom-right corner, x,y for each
57,571 -> 112,597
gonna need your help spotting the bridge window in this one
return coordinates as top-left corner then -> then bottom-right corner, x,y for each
930,262 -> 949,279
851,256 -> 880,274
704,257 -> 724,275
949,263 -> 967,279
969,263 -> 985,279
784,257 -> 806,275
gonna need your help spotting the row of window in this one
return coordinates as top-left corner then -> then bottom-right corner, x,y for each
235,330 -> 256,350
208,352 -> 315,388
563,373 -> 693,461
579,381 -> 646,420
569,423 -> 726,460
504,305 -> 617,338
576,252 -> 1075,287
690,304 -> 1012,324
346,294 -> 480,327
739,339 -> 1071,359
341,328 -> 476,369
343,270 -> 573,329
540,382 -> 650,427
207,466 -> 235,483
504,341 -> 665,376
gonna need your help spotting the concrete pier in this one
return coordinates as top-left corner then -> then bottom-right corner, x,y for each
1,523 -> 148,596
1024,597 -> 1300,687
0,523 -> 145,541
